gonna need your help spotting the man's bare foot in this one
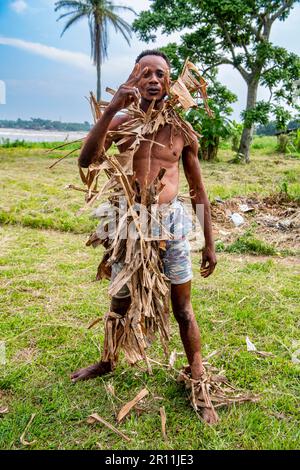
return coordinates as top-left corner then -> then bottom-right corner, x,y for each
180,366 -> 219,425
201,406 -> 219,425
71,361 -> 113,383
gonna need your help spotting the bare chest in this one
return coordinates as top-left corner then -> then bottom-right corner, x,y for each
119,124 -> 185,169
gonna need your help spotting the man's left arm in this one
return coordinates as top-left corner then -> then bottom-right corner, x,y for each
182,137 -> 217,277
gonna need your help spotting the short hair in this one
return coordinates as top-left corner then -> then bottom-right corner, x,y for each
135,50 -> 171,68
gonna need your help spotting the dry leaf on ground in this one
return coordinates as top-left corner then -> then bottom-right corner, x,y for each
160,406 -> 167,441
20,413 -> 36,446
117,388 -> 149,423
87,413 -> 131,442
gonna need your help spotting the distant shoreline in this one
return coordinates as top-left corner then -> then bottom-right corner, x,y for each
0,118 -> 91,133
0,128 -> 87,143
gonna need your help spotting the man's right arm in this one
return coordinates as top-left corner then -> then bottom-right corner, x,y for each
78,63 -> 146,168
78,108 -> 121,168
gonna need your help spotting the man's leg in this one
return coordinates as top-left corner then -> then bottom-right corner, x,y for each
162,235 -> 203,378
171,281 -> 218,424
71,296 -> 131,382
171,281 -> 204,380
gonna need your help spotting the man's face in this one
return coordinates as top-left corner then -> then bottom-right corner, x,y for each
137,55 -> 169,103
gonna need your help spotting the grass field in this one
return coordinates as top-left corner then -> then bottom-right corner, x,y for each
0,140 -> 299,450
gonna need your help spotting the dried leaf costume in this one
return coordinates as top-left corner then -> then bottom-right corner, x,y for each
64,60 -> 257,419
77,60 -> 210,372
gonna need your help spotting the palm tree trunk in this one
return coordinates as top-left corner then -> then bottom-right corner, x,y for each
96,57 -> 101,102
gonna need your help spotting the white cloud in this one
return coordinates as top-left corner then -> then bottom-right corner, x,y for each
0,36 -> 94,72
10,0 -> 28,14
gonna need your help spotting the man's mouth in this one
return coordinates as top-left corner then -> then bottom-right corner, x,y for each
147,87 -> 160,95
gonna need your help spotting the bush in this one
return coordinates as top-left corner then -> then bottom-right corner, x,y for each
225,233 -> 277,255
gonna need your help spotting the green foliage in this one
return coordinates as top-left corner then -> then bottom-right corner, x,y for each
231,121 -> 244,151
256,121 -> 277,136
256,119 -> 300,136
133,0 -> 300,160
276,128 -> 300,156
215,240 -> 225,252
241,259 -> 274,273
277,134 -> 289,153
159,43 -> 237,160
185,105 -> 234,160
274,106 -> 292,132
241,101 -> 272,127
225,232 -> 277,256
279,180 -> 289,195
277,178 -> 300,202
294,129 -> 300,152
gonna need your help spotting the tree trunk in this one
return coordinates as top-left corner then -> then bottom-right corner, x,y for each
199,136 -> 219,160
96,57 -> 101,102
238,79 -> 259,163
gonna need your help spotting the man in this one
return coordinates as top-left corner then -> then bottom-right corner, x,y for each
71,50 -> 217,424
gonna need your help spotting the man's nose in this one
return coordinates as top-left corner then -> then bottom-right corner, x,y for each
149,73 -> 159,84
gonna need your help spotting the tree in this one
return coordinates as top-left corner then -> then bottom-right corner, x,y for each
55,0 -> 135,101
133,0 -> 300,162
160,43 -> 237,160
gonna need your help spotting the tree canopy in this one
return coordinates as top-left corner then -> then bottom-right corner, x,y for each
133,0 -> 300,161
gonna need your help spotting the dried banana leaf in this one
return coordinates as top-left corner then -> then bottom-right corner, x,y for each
177,365 -> 260,423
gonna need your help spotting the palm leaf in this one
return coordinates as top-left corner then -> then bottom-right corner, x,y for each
59,10 -> 88,36
55,0 -> 135,101
54,1 -> 87,13
105,10 -> 132,45
110,4 -> 136,15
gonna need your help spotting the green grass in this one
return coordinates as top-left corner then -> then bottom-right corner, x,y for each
0,144 -> 300,449
0,144 -> 299,234
251,135 -> 278,151
0,147 -> 97,234
0,139 -> 82,150
0,226 -> 299,450
225,234 -> 277,256
216,237 -> 279,256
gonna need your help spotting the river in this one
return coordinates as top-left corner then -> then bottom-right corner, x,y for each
0,128 -> 87,142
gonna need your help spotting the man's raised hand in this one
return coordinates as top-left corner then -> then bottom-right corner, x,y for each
107,64 -> 148,113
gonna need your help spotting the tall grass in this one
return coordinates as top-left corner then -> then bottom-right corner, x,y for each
251,135 -> 277,151
0,138 -> 82,150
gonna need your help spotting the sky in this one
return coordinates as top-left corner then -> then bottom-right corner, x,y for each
0,0 -> 299,123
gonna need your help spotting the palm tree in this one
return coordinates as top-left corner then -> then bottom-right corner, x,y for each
55,1 -> 135,101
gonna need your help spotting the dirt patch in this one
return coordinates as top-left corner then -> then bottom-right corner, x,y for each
211,194 -> 300,252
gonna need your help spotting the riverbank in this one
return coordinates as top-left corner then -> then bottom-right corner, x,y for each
0,128 -> 87,143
